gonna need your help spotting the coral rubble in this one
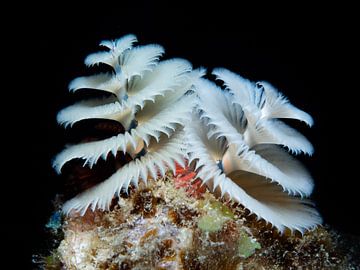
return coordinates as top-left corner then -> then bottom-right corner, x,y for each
39,174 -> 356,269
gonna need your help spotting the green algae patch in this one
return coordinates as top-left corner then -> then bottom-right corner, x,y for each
209,201 -> 235,219
198,215 -> 225,232
198,200 -> 235,232
238,231 -> 261,258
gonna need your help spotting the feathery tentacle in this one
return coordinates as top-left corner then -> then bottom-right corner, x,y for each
55,34 -> 320,233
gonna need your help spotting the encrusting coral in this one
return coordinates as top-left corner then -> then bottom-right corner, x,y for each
53,34 -> 321,234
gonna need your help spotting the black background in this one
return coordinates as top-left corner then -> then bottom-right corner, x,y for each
12,2 -> 358,267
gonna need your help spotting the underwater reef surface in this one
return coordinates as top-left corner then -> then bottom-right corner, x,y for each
36,171 -> 359,270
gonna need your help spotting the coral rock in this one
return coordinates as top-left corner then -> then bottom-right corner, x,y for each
40,175 -> 356,269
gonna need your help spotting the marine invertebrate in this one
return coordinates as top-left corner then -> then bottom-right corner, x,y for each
53,34 -> 203,214
54,34 -> 321,233
185,72 -> 321,232
174,162 -> 206,198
